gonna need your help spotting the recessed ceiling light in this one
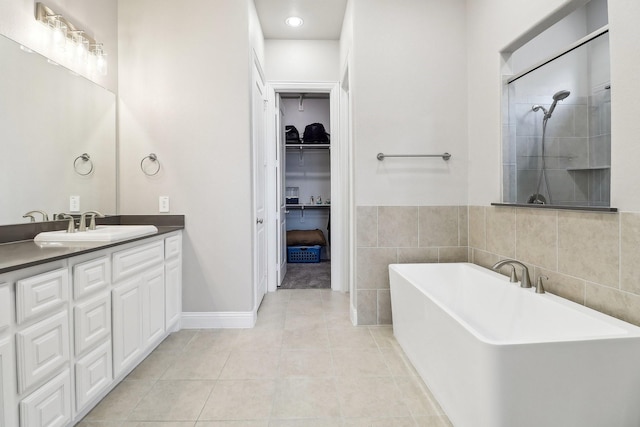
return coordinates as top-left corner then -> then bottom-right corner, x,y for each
285,16 -> 304,27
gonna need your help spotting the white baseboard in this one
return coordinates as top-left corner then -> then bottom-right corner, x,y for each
181,311 -> 256,329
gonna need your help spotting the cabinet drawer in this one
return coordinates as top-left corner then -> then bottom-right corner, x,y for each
16,268 -> 68,325
19,368 -> 71,427
73,256 -> 110,300
75,340 -> 112,412
0,283 -> 9,332
165,234 -> 182,259
112,240 -> 164,282
16,310 -> 70,393
74,293 -> 111,357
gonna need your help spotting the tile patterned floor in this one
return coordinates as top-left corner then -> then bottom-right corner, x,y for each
79,289 -> 452,427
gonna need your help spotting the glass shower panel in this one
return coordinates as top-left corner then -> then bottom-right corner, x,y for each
503,32 -> 610,207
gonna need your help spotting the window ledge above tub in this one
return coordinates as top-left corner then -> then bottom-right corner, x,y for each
491,203 -> 618,213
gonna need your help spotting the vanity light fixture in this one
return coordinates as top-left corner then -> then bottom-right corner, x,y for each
35,2 -> 107,76
285,16 -> 304,27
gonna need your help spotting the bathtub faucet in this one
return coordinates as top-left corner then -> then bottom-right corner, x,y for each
491,259 -> 532,288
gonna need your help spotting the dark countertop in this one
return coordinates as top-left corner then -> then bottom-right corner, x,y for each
0,216 -> 184,275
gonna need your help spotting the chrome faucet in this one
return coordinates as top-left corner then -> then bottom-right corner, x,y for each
79,210 -> 105,231
491,259 -> 532,288
23,210 -> 49,222
61,214 -> 76,233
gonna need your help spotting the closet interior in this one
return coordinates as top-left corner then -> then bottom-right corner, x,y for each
279,93 -> 331,289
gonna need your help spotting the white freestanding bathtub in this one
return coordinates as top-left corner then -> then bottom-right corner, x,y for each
389,263 -> 640,427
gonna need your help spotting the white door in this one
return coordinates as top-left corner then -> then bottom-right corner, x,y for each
253,59 -> 267,308
276,94 -> 287,285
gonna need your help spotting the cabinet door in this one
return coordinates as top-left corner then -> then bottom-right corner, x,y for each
0,337 -> 17,427
16,310 -> 70,394
75,340 -> 112,413
112,277 -> 143,377
165,258 -> 182,330
19,369 -> 71,427
142,265 -> 165,348
73,256 -> 110,300
74,293 -> 111,357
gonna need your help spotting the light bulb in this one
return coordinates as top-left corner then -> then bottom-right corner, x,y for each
285,16 -> 304,27
74,32 -> 88,62
52,18 -> 67,51
91,44 -> 108,76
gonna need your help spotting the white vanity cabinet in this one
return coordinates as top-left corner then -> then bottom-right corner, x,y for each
0,230 -> 182,427
111,240 -> 166,377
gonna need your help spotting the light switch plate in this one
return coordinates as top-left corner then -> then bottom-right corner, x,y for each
159,196 -> 170,213
70,195 -> 80,212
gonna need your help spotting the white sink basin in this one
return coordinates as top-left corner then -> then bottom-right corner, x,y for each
34,225 -> 158,243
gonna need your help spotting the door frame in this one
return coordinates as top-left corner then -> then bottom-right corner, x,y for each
265,81 -> 350,293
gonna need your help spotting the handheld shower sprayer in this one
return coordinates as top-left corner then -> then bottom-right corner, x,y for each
531,90 -> 570,120
545,90 -> 570,120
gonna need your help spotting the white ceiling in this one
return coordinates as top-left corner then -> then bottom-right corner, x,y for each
254,0 -> 348,40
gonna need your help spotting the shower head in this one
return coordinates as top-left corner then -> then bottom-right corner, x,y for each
546,90 -> 570,120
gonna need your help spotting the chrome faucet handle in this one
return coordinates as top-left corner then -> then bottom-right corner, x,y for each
536,275 -> 548,294
79,210 -> 105,231
61,214 -> 76,233
23,210 -> 49,222
507,265 -> 518,283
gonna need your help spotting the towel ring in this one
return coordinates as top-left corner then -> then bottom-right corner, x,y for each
73,153 -> 94,176
140,153 -> 161,176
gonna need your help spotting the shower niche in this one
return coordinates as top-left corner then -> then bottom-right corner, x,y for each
501,0 -> 611,208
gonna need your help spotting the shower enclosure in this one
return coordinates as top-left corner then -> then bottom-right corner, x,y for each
503,29 -> 611,207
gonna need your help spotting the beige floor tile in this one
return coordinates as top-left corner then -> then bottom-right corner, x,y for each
233,329 -> 284,351
77,421 -> 132,427
282,328 -> 330,349
126,351 -> 179,380
332,348 -> 391,377
156,330 -> 198,352
199,379 -> 276,421
268,418 -> 341,426
124,422 -> 197,427
284,312 -> 326,330
278,350 -> 333,377
83,380 -> 155,421
289,289 -> 326,302
128,380 -> 214,421
368,326 -> 396,348
254,313 -> 286,329
328,328 -> 377,349
185,330 -> 241,353
343,417 -> 416,426
197,422 -> 269,427
381,347 -> 418,377
394,377 -> 443,417
324,311 -> 353,329
271,378 -> 341,419
413,415 -> 452,427
219,351 -> 280,379
197,422 -> 268,427
336,377 -> 410,418
161,347 -> 229,380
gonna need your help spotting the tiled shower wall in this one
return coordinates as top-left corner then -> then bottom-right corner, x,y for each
468,205 -> 640,327
355,206 -> 469,325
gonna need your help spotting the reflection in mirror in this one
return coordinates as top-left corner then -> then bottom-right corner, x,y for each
502,0 -> 610,208
0,33 -> 116,225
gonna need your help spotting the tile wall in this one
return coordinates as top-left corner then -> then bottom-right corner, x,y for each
355,204 -> 640,328
355,206 -> 469,325
469,205 -> 640,326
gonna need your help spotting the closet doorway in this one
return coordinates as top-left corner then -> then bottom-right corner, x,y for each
266,82 -> 348,294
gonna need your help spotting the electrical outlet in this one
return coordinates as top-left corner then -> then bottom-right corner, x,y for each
69,195 -> 80,212
159,196 -> 170,213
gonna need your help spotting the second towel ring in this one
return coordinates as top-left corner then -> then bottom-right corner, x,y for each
73,153 -> 94,176
141,153 -> 161,176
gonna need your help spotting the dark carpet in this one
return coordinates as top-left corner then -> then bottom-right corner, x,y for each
280,261 -> 331,289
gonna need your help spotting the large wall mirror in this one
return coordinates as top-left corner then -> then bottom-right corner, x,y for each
0,33 -> 116,225
502,0 -> 610,208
